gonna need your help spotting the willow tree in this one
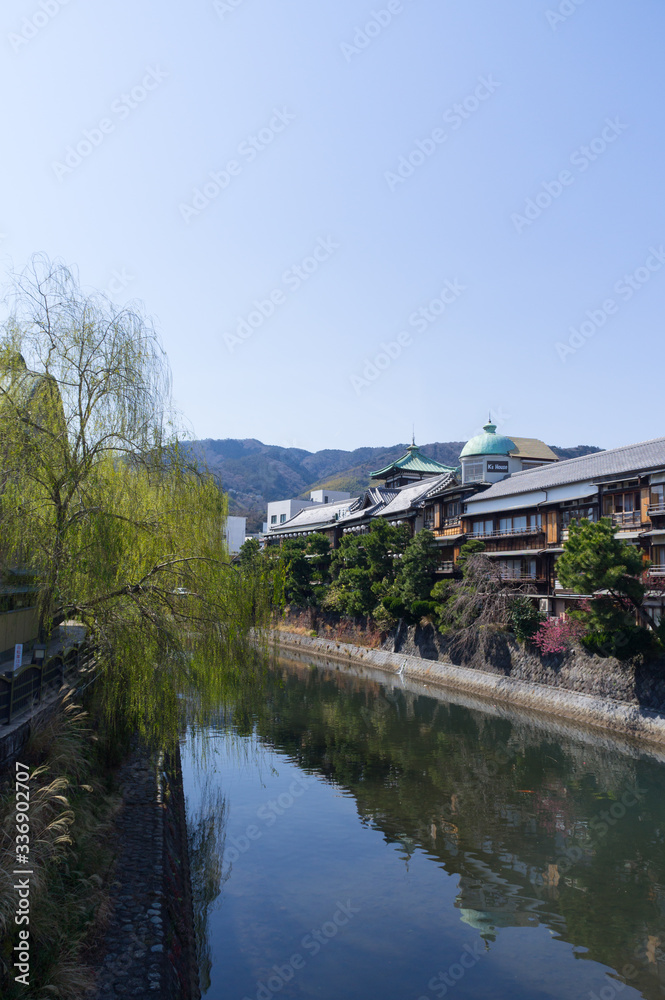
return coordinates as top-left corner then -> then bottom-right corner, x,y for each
0,256 -> 269,741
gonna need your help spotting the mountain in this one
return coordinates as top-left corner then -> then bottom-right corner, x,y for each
185,439 -> 604,533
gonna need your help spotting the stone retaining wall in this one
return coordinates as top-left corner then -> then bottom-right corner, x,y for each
271,630 -> 665,747
91,743 -> 200,999
388,623 -> 665,711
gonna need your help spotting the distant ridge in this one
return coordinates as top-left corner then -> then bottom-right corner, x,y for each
184,439 -> 603,532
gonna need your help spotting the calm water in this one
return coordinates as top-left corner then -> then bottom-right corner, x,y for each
181,653 -> 665,1000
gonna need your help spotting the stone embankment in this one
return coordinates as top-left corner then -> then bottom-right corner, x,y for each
388,623 -> 665,710
90,743 -> 199,999
272,628 -> 665,747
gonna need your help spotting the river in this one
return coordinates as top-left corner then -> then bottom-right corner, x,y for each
181,652 -> 665,1000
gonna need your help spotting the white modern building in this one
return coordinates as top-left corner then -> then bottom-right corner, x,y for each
265,491 -> 351,532
224,515 -> 247,556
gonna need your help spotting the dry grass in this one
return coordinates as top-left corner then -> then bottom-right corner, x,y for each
277,612 -> 385,649
0,690 -> 122,999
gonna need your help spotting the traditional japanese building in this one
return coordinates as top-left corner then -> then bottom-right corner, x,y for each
462,435 -> 665,621
266,421 -> 665,624
370,440 -> 457,489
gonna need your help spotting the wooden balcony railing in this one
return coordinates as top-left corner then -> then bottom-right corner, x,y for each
648,503 -> 665,517
498,572 -> 544,582
469,525 -> 544,539
610,511 -> 643,528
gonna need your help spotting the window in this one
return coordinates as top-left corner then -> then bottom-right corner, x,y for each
603,492 -> 641,525
472,519 -> 493,536
445,501 -> 461,519
497,513 -> 541,534
465,461 -> 484,483
650,484 -> 665,509
652,546 -> 665,568
561,506 -> 596,528
270,515 -> 277,524
280,514 -> 286,523
498,558 -> 537,580
604,492 -> 640,515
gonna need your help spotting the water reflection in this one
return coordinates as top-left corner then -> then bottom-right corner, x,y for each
187,780 -> 230,992
185,653 -> 665,999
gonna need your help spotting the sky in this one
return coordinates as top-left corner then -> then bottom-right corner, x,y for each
1,0 -> 664,453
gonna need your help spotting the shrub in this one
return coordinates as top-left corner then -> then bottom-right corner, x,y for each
411,599 -> 438,622
581,625 -> 655,661
508,596 -> 544,642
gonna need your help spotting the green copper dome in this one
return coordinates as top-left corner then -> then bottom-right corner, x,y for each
460,421 -> 516,459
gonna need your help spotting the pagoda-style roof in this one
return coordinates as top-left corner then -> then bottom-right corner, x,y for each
370,443 -> 457,481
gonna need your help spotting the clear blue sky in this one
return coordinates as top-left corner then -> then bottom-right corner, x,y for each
2,0 -> 664,452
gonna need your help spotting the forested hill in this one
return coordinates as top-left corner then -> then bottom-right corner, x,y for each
184,438 -> 603,533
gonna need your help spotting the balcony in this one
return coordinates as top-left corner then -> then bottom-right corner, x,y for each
647,567 -> 665,578
433,517 -> 463,538
610,511 -> 643,529
497,571 -> 544,582
648,503 -> 665,517
437,561 -> 455,574
469,525 -> 544,539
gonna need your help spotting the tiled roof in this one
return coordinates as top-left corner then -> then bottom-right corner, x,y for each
371,443 -> 458,479
466,436 -> 665,504
269,497 -> 359,533
378,473 -> 456,518
339,487 -> 397,525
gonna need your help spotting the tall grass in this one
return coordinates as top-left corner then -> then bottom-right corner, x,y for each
0,689 -> 121,999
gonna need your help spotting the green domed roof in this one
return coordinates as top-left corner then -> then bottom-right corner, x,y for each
460,422 -> 516,459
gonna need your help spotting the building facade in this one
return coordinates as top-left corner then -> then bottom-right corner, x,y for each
265,490 -> 352,532
266,422 -> 665,624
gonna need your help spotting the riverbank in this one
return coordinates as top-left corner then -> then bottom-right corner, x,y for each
0,701 -> 200,999
271,629 -> 665,747
88,742 -> 200,1000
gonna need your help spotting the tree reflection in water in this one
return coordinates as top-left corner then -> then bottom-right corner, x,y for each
185,652 -> 665,999
187,780 -> 230,993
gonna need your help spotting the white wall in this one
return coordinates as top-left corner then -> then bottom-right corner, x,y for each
465,481 -> 597,515
266,498 -> 314,529
309,489 -> 352,503
224,515 -> 247,556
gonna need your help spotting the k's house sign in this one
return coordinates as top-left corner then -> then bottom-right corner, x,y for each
487,460 -> 509,473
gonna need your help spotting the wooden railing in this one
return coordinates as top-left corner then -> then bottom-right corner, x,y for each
469,525 -> 544,539
610,511 -> 643,528
498,572 -> 544,582
0,642 -> 95,725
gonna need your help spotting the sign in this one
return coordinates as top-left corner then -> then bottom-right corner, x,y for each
487,460 -> 509,473
13,644 -> 23,671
